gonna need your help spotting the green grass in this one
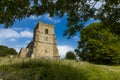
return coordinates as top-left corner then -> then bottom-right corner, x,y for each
0,58 -> 120,80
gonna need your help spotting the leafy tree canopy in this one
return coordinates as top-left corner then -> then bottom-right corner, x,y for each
0,0 -> 119,35
0,45 -> 17,57
65,51 -> 76,60
76,23 -> 120,64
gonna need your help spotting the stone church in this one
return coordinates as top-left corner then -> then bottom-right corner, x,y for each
19,21 -> 59,59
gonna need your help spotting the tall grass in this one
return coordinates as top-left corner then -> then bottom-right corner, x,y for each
0,58 -> 120,80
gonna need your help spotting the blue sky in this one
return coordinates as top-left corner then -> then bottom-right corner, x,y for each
0,13 -> 97,57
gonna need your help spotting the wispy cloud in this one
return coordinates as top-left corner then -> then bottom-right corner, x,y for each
9,38 -> 16,42
0,28 -> 33,52
14,44 -> 28,52
0,28 -> 20,39
15,48 -> 20,52
29,14 -> 61,24
29,15 -> 41,20
14,44 -> 25,52
0,28 -> 33,40
20,31 -> 33,38
12,27 -> 23,31
44,14 -> 61,24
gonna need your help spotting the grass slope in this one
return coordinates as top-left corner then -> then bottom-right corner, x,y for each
0,58 -> 120,80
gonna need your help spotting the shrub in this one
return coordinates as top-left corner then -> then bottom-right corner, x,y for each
65,51 -> 76,60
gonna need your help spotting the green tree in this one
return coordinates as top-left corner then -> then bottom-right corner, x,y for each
8,48 -> 18,55
0,45 -> 17,57
65,51 -> 76,60
77,23 -> 120,64
0,0 -> 119,35
0,45 -> 8,57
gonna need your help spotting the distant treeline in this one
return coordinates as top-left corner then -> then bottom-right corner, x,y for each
0,45 -> 17,57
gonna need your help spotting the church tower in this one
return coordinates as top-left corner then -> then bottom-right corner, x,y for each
32,22 -> 59,58
19,21 -> 59,59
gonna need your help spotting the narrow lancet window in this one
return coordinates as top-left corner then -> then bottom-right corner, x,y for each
45,29 -> 48,34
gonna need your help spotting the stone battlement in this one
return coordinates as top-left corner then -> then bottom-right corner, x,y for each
37,22 -> 54,28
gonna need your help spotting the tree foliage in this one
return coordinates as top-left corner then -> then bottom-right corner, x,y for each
0,45 -> 8,57
65,51 -> 76,60
0,0 -> 119,35
76,23 -> 120,64
0,45 -> 17,57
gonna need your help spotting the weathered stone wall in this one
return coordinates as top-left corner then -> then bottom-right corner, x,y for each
53,35 -> 59,58
19,48 -> 28,58
33,22 -> 59,58
19,22 -> 59,59
26,41 -> 33,57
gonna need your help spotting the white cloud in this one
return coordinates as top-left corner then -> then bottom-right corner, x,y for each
14,44 -> 27,53
57,45 -> 74,58
20,31 -> 33,38
15,48 -> 20,52
44,14 -> 61,24
15,44 -> 27,52
29,14 -> 61,24
0,28 -> 33,52
29,15 -> 41,20
9,38 -> 16,42
12,27 -> 32,32
44,14 -> 53,21
0,28 -> 33,40
0,28 -> 20,39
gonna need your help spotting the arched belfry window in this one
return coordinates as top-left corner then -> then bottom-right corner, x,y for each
45,29 -> 48,34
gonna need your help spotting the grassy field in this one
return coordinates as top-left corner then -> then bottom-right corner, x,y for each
0,57 -> 120,80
